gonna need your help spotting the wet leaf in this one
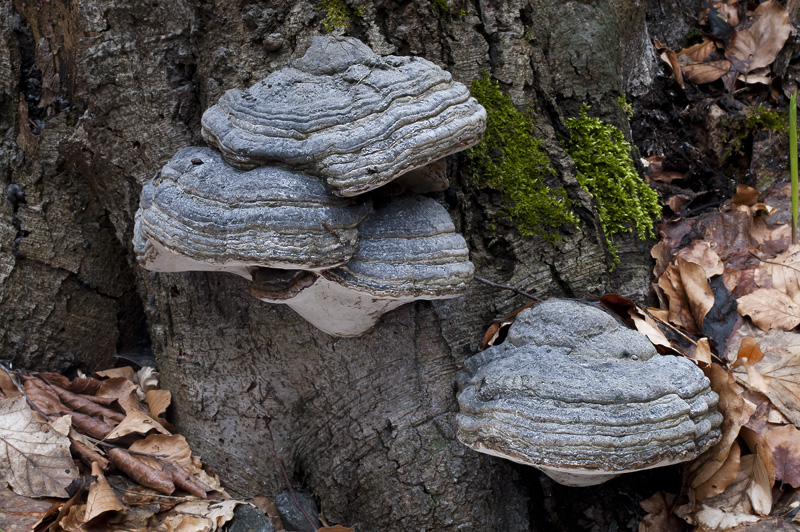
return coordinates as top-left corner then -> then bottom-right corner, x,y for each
737,288 -> 800,331
764,423 -> 800,487
0,396 -> 79,498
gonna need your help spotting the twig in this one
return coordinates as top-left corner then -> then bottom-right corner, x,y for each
266,444 -> 318,531
473,276 -> 541,301
748,251 -> 800,275
0,362 -> 53,421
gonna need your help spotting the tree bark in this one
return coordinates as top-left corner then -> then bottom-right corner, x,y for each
0,0 -> 696,529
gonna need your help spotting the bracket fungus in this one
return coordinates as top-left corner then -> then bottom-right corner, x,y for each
133,147 -> 371,278
456,299 -> 722,487
252,194 -> 474,337
133,37 -> 481,337
200,36 -> 486,196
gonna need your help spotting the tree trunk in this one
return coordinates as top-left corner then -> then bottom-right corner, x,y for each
0,0 -> 696,529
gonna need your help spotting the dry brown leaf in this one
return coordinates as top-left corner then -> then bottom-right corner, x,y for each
658,264 -> 701,334
734,337 -> 766,367
146,389 -> 173,429
677,241 -> 725,278
0,488 -> 61,532
129,434 -> 213,498
732,184 -> 760,207
764,423 -> 800,487
680,39 -> 718,63
726,0 -> 792,75
740,427 -> 776,489
319,527 -> 356,532
691,338 -> 713,368
678,256 -> 715,330
171,500 -> 240,530
105,409 -> 171,440
39,373 -> 102,395
95,377 -> 140,414
49,384 -> 125,424
682,60 -> 731,84
0,396 -> 79,498
678,454 -> 771,530
651,241 -> 671,280
94,367 -> 135,382
108,448 -> 175,495
55,503 -> 87,532
644,156 -> 688,183
665,194 -> 691,214
737,288 -> 800,331
695,440 -> 741,500
659,48 -> 685,89
638,492 -> 685,532
84,462 -> 124,523
685,364 -> 756,491
754,245 -> 800,302
729,324 -> 800,427
0,372 -> 20,398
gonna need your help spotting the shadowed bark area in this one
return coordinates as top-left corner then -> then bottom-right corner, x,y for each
0,0 -> 687,529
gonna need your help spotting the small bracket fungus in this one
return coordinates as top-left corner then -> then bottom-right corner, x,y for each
252,194 -> 474,337
456,299 -> 722,487
134,147 -> 371,278
200,36 -> 486,196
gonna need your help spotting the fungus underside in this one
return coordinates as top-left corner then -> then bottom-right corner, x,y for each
467,73 -> 577,244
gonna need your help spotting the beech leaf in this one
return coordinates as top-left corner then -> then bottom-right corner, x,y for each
753,245 -> 800,302
0,396 -> 79,498
764,423 -> 800,487
736,288 -> 800,331
84,462 -> 123,522
726,0 -> 792,74
105,409 -> 171,440
677,240 -> 724,278
677,256 -> 715,330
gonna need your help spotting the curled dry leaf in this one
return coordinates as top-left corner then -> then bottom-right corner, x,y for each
107,448 -> 175,495
764,423 -> 800,487
690,338 -> 713,368
0,396 -> 79,498
678,256 -> 716,330
732,184 -> 760,207
658,264 -> 702,334
84,462 -> 123,523
146,389 -> 173,430
93,367 -> 135,382
129,434 -> 214,498
737,288 -> 800,331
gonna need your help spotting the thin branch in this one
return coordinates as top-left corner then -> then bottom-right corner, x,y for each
473,276 -> 541,301
0,362 -> 53,421
267,444 -> 318,531
749,251 -> 800,275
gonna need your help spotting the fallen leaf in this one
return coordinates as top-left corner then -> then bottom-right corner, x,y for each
691,338 -> 713,367
0,488 -> 61,532
684,364 -> 756,493
129,434 -> 213,498
734,337 -> 766,367
658,264 -> 702,334
638,492 -> 685,532
753,245 -> 800,302
678,256 -> 716,330
84,462 -> 123,523
732,184 -> 760,207
107,448 -> 175,495
172,500 -> 240,529
0,396 -> 78,498
677,240 -> 725,278
319,527 -> 357,532
726,0 -> 792,76
665,194 -> 691,214
740,427 -> 776,489
644,156 -> 688,183
695,440 -> 742,500
146,390 -> 173,430
728,323 -> 800,427
105,409 -> 171,440
93,367 -> 135,382
683,60 -> 731,84
764,423 -> 800,487
737,288 -> 800,331
651,241 -> 671,280
678,454 -> 771,531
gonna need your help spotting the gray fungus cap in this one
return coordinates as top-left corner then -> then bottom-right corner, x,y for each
456,299 -> 722,486
200,36 -> 486,196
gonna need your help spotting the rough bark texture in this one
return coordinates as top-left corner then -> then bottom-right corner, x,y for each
0,0 -> 696,530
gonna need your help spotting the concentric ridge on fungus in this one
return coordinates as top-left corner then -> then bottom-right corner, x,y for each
200,36 -> 487,196
134,147 -> 371,277
456,299 -> 722,486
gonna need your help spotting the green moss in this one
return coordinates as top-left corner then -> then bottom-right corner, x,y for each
564,104 -> 661,266
723,105 -> 787,161
321,0 -> 351,32
431,0 -> 449,16
353,5 -> 366,18
467,74 -> 577,244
